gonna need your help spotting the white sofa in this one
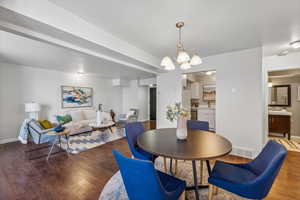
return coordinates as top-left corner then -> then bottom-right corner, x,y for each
51,109 -> 114,135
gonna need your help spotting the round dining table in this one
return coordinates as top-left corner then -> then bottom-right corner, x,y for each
137,128 -> 232,200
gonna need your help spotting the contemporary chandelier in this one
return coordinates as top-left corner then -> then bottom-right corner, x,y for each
161,21 -> 202,70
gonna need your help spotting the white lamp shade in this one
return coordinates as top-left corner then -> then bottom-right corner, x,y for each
161,56 -> 175,70
180,62 -> 191,70
190,54 -> 202,65
25,103 -> 40,112
177,51 -> 190,64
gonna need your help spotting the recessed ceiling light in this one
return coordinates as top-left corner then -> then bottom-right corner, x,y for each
77,71 -> 86,76
206,71 -> 214,75
268,83 -> 273,88
277,50 -> 289,56
290,40 -> 300,49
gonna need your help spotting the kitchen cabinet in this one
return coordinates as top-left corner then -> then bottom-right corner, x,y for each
197,108 -> 215,131
191,82 -> 200,99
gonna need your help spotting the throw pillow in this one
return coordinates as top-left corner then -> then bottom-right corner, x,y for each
56,114 -> 72,125
83,109 -> 96,120
30,120 -> 45,131
69,110 -> 85,122
38,120 -> 54,129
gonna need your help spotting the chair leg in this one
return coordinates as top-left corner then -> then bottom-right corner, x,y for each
208,184 -> 214,200
199,160 -> 204,184
213,186 -> 218,195
163,157 -> 167,172
179,190 -> 185,200
174,159 -> 178,175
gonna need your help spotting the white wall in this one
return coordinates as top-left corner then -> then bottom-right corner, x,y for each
157,48 -> 264,158
0,63 -> 123,142
157,70 -> 183,128
263,52 -> 300,71
122,80 -> 149,121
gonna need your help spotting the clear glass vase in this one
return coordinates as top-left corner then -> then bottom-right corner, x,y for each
176,117 -> 187,140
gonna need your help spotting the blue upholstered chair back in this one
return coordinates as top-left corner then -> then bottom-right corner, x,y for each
244,140 -> 287,198
112,150 -> 165,200
124,122 -> 145,157
187,120 -> 209,131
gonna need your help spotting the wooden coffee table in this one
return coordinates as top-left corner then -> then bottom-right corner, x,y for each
89,122 -> 116,133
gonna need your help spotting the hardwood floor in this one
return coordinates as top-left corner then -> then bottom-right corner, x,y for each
0,121 -> 299,200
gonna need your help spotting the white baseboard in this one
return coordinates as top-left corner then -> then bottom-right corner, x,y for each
230,146 -> 254,159
0,137 -> 18,144
291,135 -> 300,139
270,132 -> 300,139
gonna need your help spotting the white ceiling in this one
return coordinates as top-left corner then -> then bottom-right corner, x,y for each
50,0 -> 300,58
0,30 -> 155,79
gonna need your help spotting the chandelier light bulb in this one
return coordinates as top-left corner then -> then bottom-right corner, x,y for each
190,54 -> 202,65
161,56 -> 175,70
180,62 -> 191,70
165,62 -> 175,70
177,51 -> 190,64
161,56 -> 171,66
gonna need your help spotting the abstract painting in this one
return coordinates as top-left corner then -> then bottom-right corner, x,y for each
203,85 -> 216,101
61,86 -> 93,108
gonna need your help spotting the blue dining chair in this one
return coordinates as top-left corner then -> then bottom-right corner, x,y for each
112,149 -> 186,200
187,120 -> 210,183
187,120 -> 209,131
208,140 -> 287,200
124,122 -> 157,161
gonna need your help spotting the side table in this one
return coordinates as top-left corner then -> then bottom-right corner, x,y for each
46,129 -> 70,161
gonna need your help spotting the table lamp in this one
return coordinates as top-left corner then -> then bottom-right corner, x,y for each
25,102 -> 41,120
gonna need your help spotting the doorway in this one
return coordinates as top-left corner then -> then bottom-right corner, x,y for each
182,71 -> 216,132
150,87 -> 157,121
267,68 -> 300,152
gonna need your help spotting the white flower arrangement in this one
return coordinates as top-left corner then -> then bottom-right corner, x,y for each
166,102 -> 189,122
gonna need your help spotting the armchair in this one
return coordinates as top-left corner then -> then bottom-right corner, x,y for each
113,149 -> 186,200
117,109 -> 139,127
27,119 -> 56,144
208,140 -> 287,200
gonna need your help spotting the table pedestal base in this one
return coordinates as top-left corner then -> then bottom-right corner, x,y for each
169,159 -> 211,200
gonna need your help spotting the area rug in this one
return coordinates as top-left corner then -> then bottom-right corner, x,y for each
59,127 -> 125,154
270,137 -> 300,152
99,157 -> 244,200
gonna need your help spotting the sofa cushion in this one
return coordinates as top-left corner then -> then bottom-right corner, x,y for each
83,109 -> 97,120
64,120 -> 93,135
69,110 -> 85,122
29,120 -> 44,131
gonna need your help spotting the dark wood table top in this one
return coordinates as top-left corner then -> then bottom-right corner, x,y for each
137,128 -> 232,160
